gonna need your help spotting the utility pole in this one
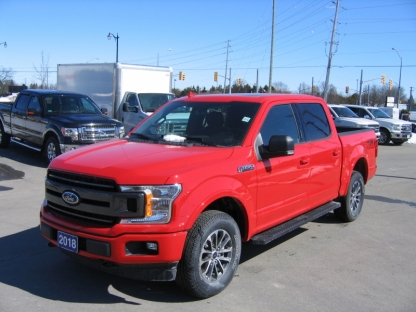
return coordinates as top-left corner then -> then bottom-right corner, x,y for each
358,69 -> 363,105
256,69 -> 259,93
269,0 -> 275,93
224,40 -> 230,94
323,0 -> 340,101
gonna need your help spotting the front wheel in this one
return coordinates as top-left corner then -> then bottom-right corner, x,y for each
378,129 -> 391,145
44,136 -> 61,163
176,210 -> 241,298
0,122 -> 10,148
334,171 -> 365,222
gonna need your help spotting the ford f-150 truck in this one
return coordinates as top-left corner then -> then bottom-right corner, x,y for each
39,93 -> 378,298
345,104 -> 412,145
0,89 -> 125,162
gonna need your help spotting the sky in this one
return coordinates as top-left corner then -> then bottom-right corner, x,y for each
1,0 -> 416,99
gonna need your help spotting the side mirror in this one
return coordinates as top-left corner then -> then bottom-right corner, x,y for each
364,114 -> 370,119
258,135 -> 294,159
101,107 -> 108,115
122,102 -> 138,113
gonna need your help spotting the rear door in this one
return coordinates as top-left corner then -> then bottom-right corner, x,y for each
10,94 -> 31,139
295,103 -> 341,209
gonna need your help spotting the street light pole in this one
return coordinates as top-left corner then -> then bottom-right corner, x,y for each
107,33 -> 119,62
392,48 -> 402,108
0,42 -> 7,48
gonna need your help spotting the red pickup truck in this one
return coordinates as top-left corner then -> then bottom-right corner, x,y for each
40,93 -> 378,298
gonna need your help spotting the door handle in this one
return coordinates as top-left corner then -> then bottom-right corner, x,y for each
300,157 -> 309,165
333,149 -> 341,156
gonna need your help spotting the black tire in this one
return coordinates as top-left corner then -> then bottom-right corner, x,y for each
334,171 -> 365,222
0,122 -> 11,148
379,129 -> 391,145
176,210 -> 241,299
45,136 -> 61,163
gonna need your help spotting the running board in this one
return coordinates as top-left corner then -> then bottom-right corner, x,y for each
250,201 -> 341,245
11,138 -> 42,152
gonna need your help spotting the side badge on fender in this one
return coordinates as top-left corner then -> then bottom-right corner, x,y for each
238,164 -> 255,173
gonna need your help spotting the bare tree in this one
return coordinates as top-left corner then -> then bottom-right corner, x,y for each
272,81 -> 290,93
33,51 -> 50,88
0,66 -> 14,95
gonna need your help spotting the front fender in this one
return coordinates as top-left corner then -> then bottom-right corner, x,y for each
172,176 -> 256,240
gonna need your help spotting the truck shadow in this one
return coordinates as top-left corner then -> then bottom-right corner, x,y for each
0,227 -> 195,304
0,225 -> 316,304
0,142 -> 47,169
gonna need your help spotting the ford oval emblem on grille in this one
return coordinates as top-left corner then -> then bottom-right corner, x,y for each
62,191 -> 80,205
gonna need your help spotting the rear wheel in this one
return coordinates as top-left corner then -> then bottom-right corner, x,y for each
378,129 -> 391,145
176,210 -> 241,298
45,136 -> 61,163
334,171 -> 365,222
0,122 -> 10,148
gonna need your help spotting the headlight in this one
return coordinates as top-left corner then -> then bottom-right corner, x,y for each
392,125 -> 401,131
119,184 -> 181,224
118,126 -> 125,138
61,127 -> 79,141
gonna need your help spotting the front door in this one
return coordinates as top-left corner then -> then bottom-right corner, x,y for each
255,103 -> 311,233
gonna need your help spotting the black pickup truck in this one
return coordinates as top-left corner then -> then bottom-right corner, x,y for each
0,89 -> 125,162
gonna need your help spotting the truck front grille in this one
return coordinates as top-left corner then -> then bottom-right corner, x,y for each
48,170 -> 119,192
80,125 -> 117,141
401,125 -> 411,132
47,200 -> 117,226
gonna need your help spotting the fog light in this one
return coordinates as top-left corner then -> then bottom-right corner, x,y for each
146,242 -> 158,251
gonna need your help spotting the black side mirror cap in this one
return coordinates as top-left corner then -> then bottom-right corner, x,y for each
259,135 -> 294,159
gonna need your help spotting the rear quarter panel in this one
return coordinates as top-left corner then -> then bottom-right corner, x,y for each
337,129 -> 377,196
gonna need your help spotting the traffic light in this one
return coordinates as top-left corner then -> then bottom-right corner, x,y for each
381,74 -> 386,85
237,78 -> 242,85
214,72 -> 218,82
182,73 -> 185,80
346,86 -> 349,94
389,79 -> 393,90
179,71 -> 183,80
312,85 -> 315,94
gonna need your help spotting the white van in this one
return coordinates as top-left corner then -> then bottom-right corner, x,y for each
328,104 -> 380,140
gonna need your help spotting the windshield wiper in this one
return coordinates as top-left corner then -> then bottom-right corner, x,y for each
130,133 -> 157,141
184,136 -> 217,147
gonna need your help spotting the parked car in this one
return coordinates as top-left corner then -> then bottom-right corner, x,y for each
328,104 -> 380,140
40,93 -> 378,298
345,104 -> 412,145
0,89 -> 125,162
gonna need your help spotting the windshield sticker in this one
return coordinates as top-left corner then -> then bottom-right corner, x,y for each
242,117 -> 251,123
238,164 -> 255,173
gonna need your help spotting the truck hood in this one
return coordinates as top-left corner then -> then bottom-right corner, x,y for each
49,113 -> 121,126
336,117 -> 379,126
373,117 -> 412,126
49,139 -> 234,185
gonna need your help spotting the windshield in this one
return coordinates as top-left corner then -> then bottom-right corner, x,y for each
130,100 -> 260,147
368,108 -> 390,118
138,93 -> 176,113
331,106 -> 358,118
44,95 -> 101,114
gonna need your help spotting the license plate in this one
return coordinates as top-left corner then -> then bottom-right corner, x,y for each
407,135 -> 411,138
57,231 -> 78,253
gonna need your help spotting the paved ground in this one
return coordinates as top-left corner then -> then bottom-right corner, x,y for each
0,141 -> 415,312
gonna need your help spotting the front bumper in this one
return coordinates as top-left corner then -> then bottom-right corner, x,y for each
391,131 -> 412,141
40,218 -> 187,281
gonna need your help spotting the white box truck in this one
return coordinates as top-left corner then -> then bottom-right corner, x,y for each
57,63 -> 175,132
